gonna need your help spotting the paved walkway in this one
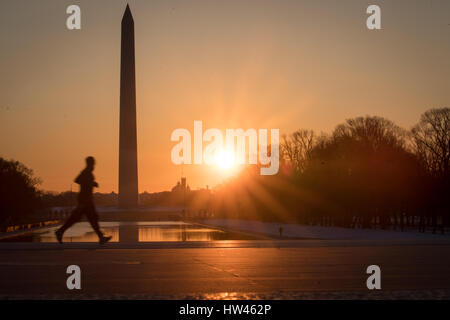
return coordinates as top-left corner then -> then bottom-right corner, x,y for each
1,240 -> 449,299
199,219 -> 450,240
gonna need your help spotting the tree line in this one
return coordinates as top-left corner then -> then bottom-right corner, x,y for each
212,108 -> 449,233
0,158 -> 41,230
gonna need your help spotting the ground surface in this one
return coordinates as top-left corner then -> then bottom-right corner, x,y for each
1,240 -> 449,299
199,219 -> 450,240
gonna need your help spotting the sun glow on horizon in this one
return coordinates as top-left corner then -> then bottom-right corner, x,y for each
215,150 -> 235,170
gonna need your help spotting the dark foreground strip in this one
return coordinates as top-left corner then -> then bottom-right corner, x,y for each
1,289 -> 450,300
0,299 -> 448,319
1,239 -> 450,250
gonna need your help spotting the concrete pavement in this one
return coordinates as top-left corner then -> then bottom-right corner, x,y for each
0,240 -> 450,299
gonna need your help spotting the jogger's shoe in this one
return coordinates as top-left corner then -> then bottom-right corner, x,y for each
55,230 -> 63,244
99,235 -> 112,245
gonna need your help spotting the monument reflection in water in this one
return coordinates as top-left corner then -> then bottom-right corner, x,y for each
1,222 -> 263,243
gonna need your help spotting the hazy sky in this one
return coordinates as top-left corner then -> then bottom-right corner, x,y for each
1,0 -> 449,193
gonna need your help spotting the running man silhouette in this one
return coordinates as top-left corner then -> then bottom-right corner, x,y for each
55,156 -> 112,244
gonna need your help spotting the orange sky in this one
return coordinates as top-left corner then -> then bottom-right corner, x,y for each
1,0 -> 449,193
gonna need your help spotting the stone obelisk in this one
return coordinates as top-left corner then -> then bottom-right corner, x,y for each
119,4 -> 138,208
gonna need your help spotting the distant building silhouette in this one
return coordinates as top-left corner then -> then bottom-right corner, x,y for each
119,4 -> 139,208
172,177 -> 190,193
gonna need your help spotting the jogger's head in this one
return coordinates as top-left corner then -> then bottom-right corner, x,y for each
85,156 -> 95,170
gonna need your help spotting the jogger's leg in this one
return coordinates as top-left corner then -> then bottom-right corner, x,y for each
57,207 -> 83,235
85,204 -> 103,238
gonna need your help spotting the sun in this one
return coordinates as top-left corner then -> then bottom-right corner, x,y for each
215,150 -> 235,170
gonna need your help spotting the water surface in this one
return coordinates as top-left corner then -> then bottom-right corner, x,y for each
0,221 -> 262,242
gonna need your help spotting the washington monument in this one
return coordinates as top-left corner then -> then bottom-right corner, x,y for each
119,4 -> 138,208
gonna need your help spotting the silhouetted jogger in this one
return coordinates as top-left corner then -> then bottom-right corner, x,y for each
55,156 -> 111,244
